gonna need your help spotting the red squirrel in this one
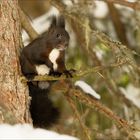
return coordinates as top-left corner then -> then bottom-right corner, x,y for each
20,15 -> 72,79
20,15 -> 72,128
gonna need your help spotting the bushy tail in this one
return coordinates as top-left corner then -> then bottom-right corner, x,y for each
28,82 -> 59,128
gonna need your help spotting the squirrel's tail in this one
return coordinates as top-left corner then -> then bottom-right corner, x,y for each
28,82 -> 59,128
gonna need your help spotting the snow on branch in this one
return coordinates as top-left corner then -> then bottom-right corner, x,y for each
75,80 -> 101,100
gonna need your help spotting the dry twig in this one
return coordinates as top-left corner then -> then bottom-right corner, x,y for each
66,96 -> 91,140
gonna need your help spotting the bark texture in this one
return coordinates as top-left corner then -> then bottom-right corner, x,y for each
0,0 -> 31,124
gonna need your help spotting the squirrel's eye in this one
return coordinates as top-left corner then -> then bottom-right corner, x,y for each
56,34 -> 62,39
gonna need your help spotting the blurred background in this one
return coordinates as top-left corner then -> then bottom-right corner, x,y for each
19,0 -> 140,139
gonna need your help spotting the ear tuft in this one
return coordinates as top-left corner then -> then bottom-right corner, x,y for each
50,15 -> 57,28
57,15 -> 65,28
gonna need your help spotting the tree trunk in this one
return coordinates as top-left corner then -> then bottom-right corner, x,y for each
0,0 -> 31,124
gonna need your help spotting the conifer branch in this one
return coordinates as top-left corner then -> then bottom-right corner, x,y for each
20,60 -> 127,82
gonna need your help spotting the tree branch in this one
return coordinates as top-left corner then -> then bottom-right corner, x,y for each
52,80 -> 139,140
20,60 -> 127,82
19,7 -> 38,40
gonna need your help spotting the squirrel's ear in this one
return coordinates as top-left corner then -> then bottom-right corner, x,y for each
50,16 -> 57,28
57,15 -> 65,28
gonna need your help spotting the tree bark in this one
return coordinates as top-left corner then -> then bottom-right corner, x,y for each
0,0 -> 31,124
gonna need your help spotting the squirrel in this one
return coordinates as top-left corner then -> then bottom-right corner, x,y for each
20,15 -> 72,128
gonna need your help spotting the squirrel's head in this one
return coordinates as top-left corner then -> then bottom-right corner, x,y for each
46,15 -> 70,51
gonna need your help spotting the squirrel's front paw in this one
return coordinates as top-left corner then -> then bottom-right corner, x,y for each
49,71 -> 62,77
63,69 -> 75,78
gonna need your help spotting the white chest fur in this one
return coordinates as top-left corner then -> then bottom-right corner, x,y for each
35,64 -> 50,75
49,48 -> 60,71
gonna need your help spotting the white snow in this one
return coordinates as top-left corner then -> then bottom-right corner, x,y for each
62,0 -> 73,6
127,0 -> 136,2
93,1 -> 108,18
120,84 -> 140,108
0,124 -> 79,140
75,80 -> 101,100
31,7 -> 59,33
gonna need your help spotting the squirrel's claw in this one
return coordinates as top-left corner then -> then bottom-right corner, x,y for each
63,69 -> 76,78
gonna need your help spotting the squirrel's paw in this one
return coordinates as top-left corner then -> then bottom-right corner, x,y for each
49,71 -> 62,77
63,69 -> 76,78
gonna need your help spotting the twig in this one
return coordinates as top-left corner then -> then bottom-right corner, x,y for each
68,89 -> 138,140
51,80 -> 139,140
92,30 -> 140,74
20,60 -> 127,82
66,96 -> 91,140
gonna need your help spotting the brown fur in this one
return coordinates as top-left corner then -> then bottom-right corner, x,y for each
20,15 -> 71,128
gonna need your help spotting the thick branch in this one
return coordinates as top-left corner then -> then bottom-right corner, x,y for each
19,7 -> 38,40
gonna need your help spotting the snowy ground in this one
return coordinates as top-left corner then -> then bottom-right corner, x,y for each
0,124 -> 79,140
